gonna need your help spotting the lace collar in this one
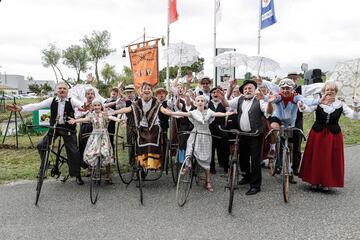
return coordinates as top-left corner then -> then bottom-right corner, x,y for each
320,99 -> 343,114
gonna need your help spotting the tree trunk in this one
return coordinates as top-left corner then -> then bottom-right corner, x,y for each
95,59 -> 99,83
54,64 -> 72,88
51,65 -> 59,83
77,71 -> 81,84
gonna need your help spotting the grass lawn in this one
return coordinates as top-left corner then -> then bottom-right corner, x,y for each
0,129 -> 130,184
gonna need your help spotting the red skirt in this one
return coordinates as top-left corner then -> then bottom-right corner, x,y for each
299,128 -> 344,187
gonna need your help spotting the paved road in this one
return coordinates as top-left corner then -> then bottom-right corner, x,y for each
1,146 -> 360,240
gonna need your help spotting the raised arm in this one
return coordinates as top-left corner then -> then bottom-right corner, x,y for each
212,111 -> 235,117
112,106 -> 132,115
342,101 -> 360,120
6,97 -> 53,112
170,110 -> 191,117
160,106 -> 175,116
217,89 -> 230,107
68,116 -> 90,124
108,115 -> 122,122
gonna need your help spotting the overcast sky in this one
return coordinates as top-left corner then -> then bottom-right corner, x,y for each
0,0 -> 359,81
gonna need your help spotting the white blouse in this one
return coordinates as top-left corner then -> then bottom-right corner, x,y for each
302,99 -> 360,120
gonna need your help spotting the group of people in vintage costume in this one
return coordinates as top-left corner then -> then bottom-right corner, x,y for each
6,70 -> 360,194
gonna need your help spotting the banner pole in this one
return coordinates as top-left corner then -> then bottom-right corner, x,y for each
257,0 -> 262,56
213,0 -> 217,88
166,0 -> 170,94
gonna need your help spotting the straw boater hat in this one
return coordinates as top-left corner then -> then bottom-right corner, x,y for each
124,84 -> 135,92
154,87 -> 168,95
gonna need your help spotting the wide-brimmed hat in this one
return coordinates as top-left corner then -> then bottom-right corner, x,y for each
239,80 -> 257,94
124,84 -> 135,92
154,87 -> 168,95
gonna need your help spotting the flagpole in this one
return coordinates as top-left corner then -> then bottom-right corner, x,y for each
257,0 -> 262,56
213,0 -> 217,88
166,0 -> 170,93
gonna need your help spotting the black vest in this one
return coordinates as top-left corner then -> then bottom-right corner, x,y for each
158,100 -> 169,130
208,101 -> 227,136
105,98 -> 117,133
176,98 -> 194,132
312,106 -> 342,134
295,85 -> 303,120
49,97 -> 76,130
237,97 -> 264,133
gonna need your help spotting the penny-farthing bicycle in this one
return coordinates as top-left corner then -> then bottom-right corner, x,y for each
115,121 -> 176,204
34,125 -> 71,206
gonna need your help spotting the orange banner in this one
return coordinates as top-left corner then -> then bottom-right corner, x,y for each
128,40 -> 159,90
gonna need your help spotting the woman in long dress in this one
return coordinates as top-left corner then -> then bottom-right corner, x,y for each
112,82 -> 175,170
299,81 -> 360,191
68,99 -> 122,184
172,95 -> 235,192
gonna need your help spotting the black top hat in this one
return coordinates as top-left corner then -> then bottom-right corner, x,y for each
239,80 -> 257,94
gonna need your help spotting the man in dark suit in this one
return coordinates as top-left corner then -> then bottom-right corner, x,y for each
7,82 -> 84,185
220,80 -> 272,195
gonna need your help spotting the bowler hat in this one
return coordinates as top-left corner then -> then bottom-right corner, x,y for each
239,80 -> 257,94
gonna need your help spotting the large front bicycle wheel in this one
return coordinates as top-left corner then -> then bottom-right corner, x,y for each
90,158 -> 101,204
282,150 -> 289,203
169,144 -> 179,185
176,158 -> 193,207
35,149 -> 50,206
137,167 -> 144,205
228,161 -> 238,214
50,143 -> 69,182
115,124 -> 134,184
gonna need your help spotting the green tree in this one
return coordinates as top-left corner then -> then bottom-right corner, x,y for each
159,57 -> 205,82
63,45 -> 90,83
28,83 -> 41,95
244,72 -> 252,80
101,63 -> 117,86
41,43 -> 66,84
40,83 -> 53,96
116,66 -> 133,86
82,30 -> 116,83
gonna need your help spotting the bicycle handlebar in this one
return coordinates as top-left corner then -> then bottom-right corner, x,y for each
218,126 -> 260,137
81,131 -> 118,138
27,125 -> 75,133
177,131 -> 221,139
265,127 -> 306,141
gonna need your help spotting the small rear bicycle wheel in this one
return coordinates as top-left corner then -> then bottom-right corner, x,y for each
90,157 -> 101,204
35,149 -> 50,206
176,158 -> 193,207
282,150 -> 289,203
228,161 -> 238,214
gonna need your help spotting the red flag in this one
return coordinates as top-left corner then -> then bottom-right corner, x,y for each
169,0 -> 178,24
